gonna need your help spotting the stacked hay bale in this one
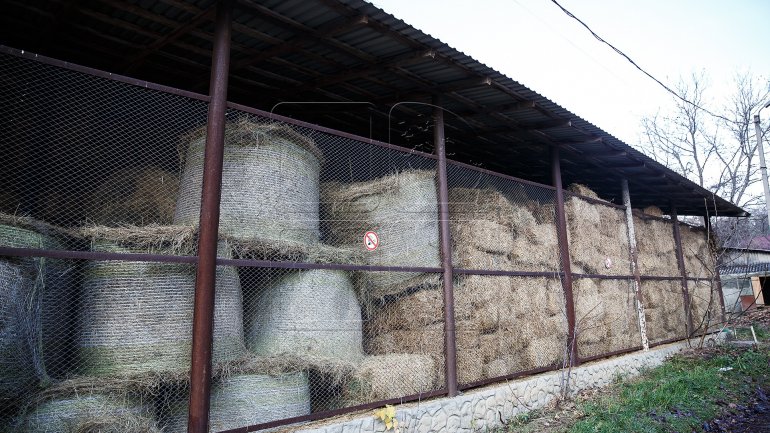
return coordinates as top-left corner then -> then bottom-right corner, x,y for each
174,118 -> 323,253
633,215 -> 679,276
78,225 -> 245,376
245,269 -> 364,363
163,371 -> 311,433
0,214 -> 74,400
87,167 -> 179,225
322,170 -> 441,298
688,280 -> 722,333
341,354 -> 436,404
573,279 -> 641,358
565,184 -> 631,275
20,379 -> 160,433
448,188 -> 559,272
679,225 -> 715,280
364,276 -> 566,385
641,280 -> 687,342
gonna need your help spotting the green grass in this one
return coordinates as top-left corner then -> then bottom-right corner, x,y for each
734,325 -> 770,342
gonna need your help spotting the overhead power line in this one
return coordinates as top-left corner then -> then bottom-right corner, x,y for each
549,0 -> 739,126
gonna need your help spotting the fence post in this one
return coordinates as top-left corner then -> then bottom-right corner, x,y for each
670,204 -> 694,337
433,102 -> 458,397
551,147 -> 578,366
188,1 -> 232,432
703,216 -> 727,323
621,179 -> 649,351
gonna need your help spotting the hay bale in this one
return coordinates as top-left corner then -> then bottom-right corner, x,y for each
574,279 -> 641,358
643,206 -> 664,217
175,118 -> 322,243
565,197 -> 630,275
633,216 -> 679,276
323,170 -> 440,297
642,280 -> 687,342
566,183 -> 601,200
525,334 -> 563,368
689,281 -> 721,333
343,354 -> 436,404
88,167 -> 179,225
246,269 -> 364,363
78,227 -> 244,376
163,372 -> 310,433
22,380 -> 159,433
0,258 -> 37,400
679,226 -> 715,279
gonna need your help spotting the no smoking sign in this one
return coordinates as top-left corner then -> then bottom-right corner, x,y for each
364,231 -> 379,251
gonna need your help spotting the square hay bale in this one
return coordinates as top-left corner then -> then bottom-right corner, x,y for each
688,280 -> 722,333
342,354 -> 437,404
574,279 -> 641,359
323,170 -> 441,298
633,216 -> 679,276
565,197 -> 631,275
679,226 -> 715,279
641,280 -> 687,343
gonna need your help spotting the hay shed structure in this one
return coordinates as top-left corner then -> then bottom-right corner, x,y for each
0,1 -> 746,432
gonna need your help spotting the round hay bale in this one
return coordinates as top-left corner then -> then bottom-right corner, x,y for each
164,372 -> 310,433
642,206 -> 664,217
323,170 -> 440,297
22,391 -> 160,433
88,167 -> 179,226
246,269 -> 364,363
175,118 -> 322,243
78,228 -> 244,376
343,354 -> 436,404
0,258 -> 37,400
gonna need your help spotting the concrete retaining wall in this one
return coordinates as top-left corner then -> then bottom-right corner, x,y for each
293,341 -> 692,433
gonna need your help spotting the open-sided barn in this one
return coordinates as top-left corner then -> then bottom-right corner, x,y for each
0,1 -> 744,432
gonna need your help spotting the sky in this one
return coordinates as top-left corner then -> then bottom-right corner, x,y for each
372,0 -> 770,148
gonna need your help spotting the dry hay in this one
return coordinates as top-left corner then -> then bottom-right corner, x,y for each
365,276 -> 566,384
448,187 -> 559,272
688,280 -> 722,333
633,216 -> 679,276
679,225 -> 715,279
230,236 -> 363,265
246,269 -> 364,364
87,167 -> 179,226
175,117 -> 322,243
78,230 -> 244,376
323,170 -> 440,297
20,379 -> 159,433
642,206 -> 664,217
640,280 -> 687,343
566,183 -> 602,200
573,279 -> 642,359
565,196 -> 631,275
163,372 -> 310,433
342,354 -> 437,404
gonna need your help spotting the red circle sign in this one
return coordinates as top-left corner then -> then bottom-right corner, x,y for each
364,231 -> 379,251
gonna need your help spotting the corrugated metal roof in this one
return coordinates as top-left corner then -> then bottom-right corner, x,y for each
0,0 -> 747,216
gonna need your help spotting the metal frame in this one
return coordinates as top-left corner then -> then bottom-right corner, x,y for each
0,29 -> 730,433
670,205 -> 695,336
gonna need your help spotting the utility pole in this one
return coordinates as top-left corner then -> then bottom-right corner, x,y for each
754,100 -> 770,233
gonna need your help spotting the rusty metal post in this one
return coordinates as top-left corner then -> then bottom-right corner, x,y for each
704,216 -> 727,322
670,204 -> 694,337
621,179 -> 649,351
188,1 -> 232,432
551,147 -> 578,365
433,102 -> 458,397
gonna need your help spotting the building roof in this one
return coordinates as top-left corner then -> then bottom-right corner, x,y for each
720,262 -> 770,277
0,0 -> 747,216
724,235 -> 770,252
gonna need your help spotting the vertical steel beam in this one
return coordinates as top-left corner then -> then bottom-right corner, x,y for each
703,216 -> 727,322
433,102 -> 458,397
551,147 -> 578,365
188,1 -> 232,432
621,180 -> 649,351
670,204 -> 694,337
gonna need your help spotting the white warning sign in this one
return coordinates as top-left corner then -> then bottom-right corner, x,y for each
364,231 -> 379,251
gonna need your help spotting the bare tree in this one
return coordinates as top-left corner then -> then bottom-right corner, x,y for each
641,72 -> 770,209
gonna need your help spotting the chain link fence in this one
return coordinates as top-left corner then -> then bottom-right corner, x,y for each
0,48 -> 724,432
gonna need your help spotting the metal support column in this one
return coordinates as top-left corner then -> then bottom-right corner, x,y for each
551,147 -> 578,365
188,1 -> 233,432
433,103 -> 458,397
704,216 -> 727,322
621,180 -> 649,351
670,204 -> 694,337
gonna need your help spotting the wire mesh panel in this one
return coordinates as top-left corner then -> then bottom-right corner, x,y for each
688,280 -> 722,334
453,275 -> 567,385
634,216 -> 679,277
573,278 -> 641,359
565,195 -> 631,276
642,280 -> 688,343
679,225 -> 716,280
446,164 -> 560,273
